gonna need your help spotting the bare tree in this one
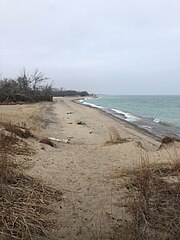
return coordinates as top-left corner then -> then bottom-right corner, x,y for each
17,68 -> 31,93
31,69 -> 49,91
0,68 -> 53,103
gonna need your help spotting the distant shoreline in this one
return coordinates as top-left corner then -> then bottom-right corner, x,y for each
74,97 -> 180,141
73,98 -> 162,142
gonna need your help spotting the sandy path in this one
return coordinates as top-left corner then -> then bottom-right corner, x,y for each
23,98 -> 162,239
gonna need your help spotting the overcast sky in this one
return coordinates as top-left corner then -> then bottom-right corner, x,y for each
0,0 -> 180,94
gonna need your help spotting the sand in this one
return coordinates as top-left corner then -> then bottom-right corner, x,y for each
1,97 -> 180,239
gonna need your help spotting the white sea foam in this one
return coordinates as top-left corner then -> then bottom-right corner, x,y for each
153,118 -> 160,123
140,125 -> 152,130
83,102 -> 104,109
111,108 -> 126,115
111,108 -> 140,122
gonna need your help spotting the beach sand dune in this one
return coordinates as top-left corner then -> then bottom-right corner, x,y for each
1,97 -> 179,239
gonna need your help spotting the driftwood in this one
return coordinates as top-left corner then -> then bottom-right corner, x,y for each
48,137 -> 70,144
39,138 -> 55,147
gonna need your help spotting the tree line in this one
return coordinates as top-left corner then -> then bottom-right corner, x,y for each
53,89 -> 89,97
0,69 -> 90,103
0,69 -> 53,103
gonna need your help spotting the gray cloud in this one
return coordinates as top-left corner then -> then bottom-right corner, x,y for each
0,0 -> 180,94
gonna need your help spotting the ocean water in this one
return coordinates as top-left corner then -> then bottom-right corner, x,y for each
78,95 -> 180,139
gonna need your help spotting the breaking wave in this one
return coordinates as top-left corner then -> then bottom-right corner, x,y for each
111,108 -> 140,122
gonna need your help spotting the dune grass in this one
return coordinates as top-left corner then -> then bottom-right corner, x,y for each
117,153 -> 180,240
106,127 -> 128,145
0,122 -> 62,240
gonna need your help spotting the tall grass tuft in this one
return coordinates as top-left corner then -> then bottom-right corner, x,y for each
106,127 -> 128,145
120,154 -> 180,240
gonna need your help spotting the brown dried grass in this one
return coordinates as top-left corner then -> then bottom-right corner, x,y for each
0,130 -> 34,158
118,154 -> 180,240
106,127 -> 128,145
0,123 -> 62,240
0,173 -> 62,240
1,121 -> 34,139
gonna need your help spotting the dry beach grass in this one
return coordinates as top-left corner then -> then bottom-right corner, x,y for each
0,122 -> 62,239
114,152 -> 180,240
106,127 -> 129,145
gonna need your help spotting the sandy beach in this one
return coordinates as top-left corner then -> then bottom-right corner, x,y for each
1,97 -> 180,239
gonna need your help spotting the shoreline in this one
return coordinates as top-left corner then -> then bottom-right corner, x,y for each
73,98 -> 162,142
74,97 -> 180,141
